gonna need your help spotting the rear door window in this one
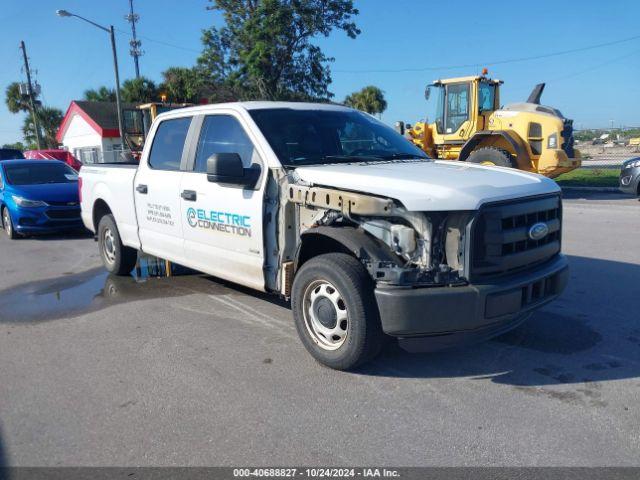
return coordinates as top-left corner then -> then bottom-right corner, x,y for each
148,117 -> 192,170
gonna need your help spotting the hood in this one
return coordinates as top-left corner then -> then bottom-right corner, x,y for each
8,182 -> 79,204
294,160 -> 560,211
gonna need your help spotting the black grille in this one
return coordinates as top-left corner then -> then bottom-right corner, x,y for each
47,200 -> 79,207
45,208 -> 80,220
528,122 -> 542,138
471,194 -> 562,279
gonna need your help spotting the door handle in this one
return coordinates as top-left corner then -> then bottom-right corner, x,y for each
181,190 -> 197,201
136,184 -> 148,194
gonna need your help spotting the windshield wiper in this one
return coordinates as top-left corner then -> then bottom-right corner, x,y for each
378,153 -> 427,160
292,155 -> 386,165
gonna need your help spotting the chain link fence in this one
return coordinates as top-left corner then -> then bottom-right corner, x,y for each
574,144 -> 638,169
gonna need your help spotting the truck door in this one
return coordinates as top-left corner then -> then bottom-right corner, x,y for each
134,115 -> 193,264
179,113 -> 266,291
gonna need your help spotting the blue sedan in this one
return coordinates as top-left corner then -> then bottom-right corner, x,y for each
0,159 -> 83,239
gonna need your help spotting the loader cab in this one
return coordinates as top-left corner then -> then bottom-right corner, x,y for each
123,102 -> 194,157
426,76 -> 502,158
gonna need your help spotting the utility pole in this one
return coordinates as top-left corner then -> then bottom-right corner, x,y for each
109,26 -> 125,141
126,0 -> 142,78
19,40 -> 43,149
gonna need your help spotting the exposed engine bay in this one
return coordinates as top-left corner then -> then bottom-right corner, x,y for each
267,170 -> 474,296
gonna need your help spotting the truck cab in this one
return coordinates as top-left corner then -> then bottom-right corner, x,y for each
80,102 -> 569,370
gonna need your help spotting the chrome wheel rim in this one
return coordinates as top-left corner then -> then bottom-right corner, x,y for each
102,228 -> 116,265
303,280 -> 349,351
3,210 -> 11,237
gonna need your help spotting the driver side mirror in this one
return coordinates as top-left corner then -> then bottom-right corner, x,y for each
424,86 -> 431,101
206,153 -> 260,189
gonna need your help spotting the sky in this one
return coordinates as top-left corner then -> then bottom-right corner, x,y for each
1,0 -> 639,146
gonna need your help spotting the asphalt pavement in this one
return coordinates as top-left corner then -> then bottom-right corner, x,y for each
0,192 -> 638,467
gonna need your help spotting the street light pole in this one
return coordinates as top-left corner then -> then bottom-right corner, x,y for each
56,10 -> 124,143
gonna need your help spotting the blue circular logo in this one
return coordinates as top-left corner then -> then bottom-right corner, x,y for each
187,208 -> 198,228
528,222 -> 549,241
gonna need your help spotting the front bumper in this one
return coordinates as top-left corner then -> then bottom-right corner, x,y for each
11,205 -> 83,234
538,149 -> 581,178
375,254 -> 568,338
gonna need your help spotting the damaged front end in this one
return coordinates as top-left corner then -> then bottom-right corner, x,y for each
283,176 -> 474,290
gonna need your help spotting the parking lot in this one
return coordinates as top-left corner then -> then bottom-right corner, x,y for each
0,192 -> 638,467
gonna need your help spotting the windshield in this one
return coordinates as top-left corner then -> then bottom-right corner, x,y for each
249,108 -> 428,166
3,163 -> 78,185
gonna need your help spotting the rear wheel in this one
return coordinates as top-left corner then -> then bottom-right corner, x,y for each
467,147 -> 516,168
291,253 -> 385,370
2,207 -> 18,240
97,214 -> 137,275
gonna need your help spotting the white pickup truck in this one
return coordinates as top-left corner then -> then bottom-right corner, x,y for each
80,102 -> 568,370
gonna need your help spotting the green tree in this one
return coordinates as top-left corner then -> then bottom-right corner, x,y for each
160,67 -> 204,103
22,106 -> 63,149
344,86 -> 387,116
83,86 -> 116,102
198,0 -> 360,101
5,81 -> 36,113
121,77 -> 158,103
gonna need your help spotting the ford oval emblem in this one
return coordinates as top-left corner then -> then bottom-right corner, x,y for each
528,222 -> 549,241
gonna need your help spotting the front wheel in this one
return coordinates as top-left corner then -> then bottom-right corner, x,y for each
467,147 -> 516,168
291,253 -> 385,370
2,207 -> 18,240
97,214 -> 137,275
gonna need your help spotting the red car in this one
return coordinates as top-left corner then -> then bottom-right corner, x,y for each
24,149 -> 83,171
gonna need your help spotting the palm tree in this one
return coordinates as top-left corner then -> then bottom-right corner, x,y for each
83,86 -> 117,102
121,77 -> 158,103
22,107 -> 63,149
344,86 -> 388,116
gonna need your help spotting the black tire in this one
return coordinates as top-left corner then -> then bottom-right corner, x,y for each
291,253 -> 385,370
2,206 -> 18,240
467,147 -> 516,168
97,214 -> 137,275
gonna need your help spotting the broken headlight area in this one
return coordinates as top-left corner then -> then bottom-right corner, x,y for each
361,211 -> 474,287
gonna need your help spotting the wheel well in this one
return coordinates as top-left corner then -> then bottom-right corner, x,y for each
296,234 -> 353,270
460,131 -> 531,168
295,226 -> 400,272
92,199 -> 112,232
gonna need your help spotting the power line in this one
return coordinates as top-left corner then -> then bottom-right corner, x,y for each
550,48 -> 640,82
113,27 -> 200,54
334,33 -> 640,74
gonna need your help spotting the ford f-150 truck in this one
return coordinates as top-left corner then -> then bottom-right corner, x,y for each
80,102 -> 568,370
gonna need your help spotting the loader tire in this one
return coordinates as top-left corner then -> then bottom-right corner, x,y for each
467,147 -> 516,168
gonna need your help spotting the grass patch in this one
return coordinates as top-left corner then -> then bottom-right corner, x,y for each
555,168 -> 620,187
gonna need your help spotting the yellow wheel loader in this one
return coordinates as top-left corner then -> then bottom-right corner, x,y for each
123,102 -> 193,157
398,72 -> 581,178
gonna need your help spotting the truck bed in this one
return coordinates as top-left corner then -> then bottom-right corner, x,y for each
79,164 -> 140,249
